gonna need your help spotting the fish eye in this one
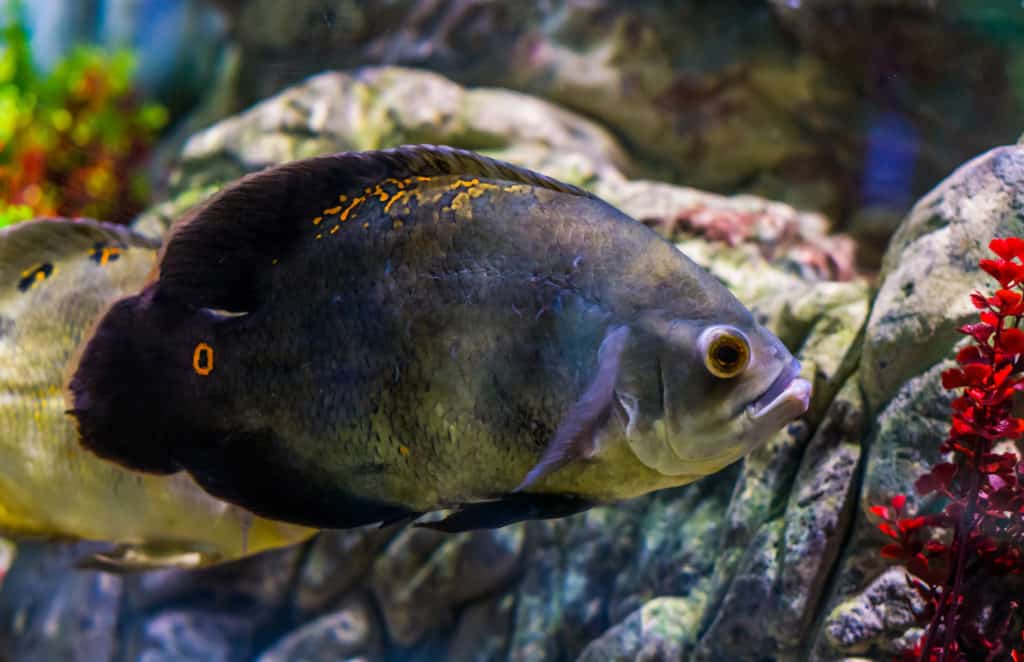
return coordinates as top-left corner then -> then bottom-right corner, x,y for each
702,328 -> 750,379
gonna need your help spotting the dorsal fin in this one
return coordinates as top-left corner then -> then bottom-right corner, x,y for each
156,145 -> 596,312
0,218 -> 158,292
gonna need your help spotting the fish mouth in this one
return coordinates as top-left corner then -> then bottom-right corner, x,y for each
748,358 -> 811,419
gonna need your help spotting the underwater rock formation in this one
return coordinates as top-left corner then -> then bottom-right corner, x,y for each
10,65 -> 1019,659
812,143 -> 1024,660
201,0 -> 1024,253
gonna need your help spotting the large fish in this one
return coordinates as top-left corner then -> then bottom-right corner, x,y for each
0,219 -> 313,569
68,146 -> 811,532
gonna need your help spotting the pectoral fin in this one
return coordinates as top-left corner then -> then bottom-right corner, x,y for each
515,325 -> 630,491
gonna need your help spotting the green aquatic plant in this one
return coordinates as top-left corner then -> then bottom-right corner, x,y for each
0,0 -> 167,227
872,237 -> 1024,661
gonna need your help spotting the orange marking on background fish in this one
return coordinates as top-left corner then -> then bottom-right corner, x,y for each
330,225 -> 339,235
192,343 -> 214,376
323,206 -> 342,215
316,233 -> 323,240
399,445 -> 410,456
312,216 -> 323,226
338,194 -> 347,202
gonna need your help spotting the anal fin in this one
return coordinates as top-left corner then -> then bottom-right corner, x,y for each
415,493 -> 595,532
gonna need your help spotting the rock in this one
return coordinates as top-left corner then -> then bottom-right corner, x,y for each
577,597 -> 694,662
819,567 -> 925,657
127,610 -> 256,662
123,545 -> 305,614
694,375 -> 865,660
208,0 -> 1024,240
0,541 -> 122,662
371,525 -> 524,646
448,593 -> 516,662
257,596 -> 379,662
862,145 -> 1024,411
811,143 -> 1024,659
293,528 -> 393,616
171,67 -> 628,197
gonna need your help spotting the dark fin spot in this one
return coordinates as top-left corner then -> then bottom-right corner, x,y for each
417,493 -> 595,532
156,145 -> 595,313
1,218 -> 157,292
515,325 -> 631,491
180,427 -> 416,530
88,242 -> 122,265
67,285 -> 184,474
17,263 -> 53,292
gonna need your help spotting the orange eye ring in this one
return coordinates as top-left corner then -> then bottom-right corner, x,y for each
704,330 -> 749,379
193,343 -> 214,376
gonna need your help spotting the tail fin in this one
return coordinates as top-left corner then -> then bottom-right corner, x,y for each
66,285 -> 193,474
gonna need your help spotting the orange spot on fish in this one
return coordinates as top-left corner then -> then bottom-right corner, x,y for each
312,216 -> 323,225
339,194 -> 347,202
340,196 -> 365,221
330,225 -> 339,235
384,190 -> 407,213
323,206 -> 342,215
362,222 -> 369,229
192,343 -> 214,376
399,445 -> 410,456
316,233 -> 323,240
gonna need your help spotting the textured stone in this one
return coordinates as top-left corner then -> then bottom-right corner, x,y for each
811,143 -> 1024,659
448,593 -> 516,662
123,544 -> 304,614
293,528 -> 393,616
257,597 -> 379,662
862,145 -> 1024,411
577,597 -> 694,662
128,610 -> 256,662
0,542 -> 121,662
371,525 -> 523,646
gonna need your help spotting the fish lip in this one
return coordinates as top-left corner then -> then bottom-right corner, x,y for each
748,358 -> 811,418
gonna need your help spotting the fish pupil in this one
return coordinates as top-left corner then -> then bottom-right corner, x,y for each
714,344 -> 740,367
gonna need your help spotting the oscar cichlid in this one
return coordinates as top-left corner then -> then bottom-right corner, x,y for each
0,218 -> 313,569
68,146 -> 811,532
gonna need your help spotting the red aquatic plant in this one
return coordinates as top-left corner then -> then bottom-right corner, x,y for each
872,237 -> 1024,661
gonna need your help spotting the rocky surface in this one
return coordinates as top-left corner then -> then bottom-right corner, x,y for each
200,0 -> 1024,255
810,144 -> 1024,660
5,65 -> 1009,660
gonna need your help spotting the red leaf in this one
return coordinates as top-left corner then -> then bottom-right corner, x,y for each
989,236 -> 1024,261
1002,327 -> 1024,353
971,291 -> 989,309
981,310 -> 1001,327
880,543 -> 904,559
899,516 -> 926,531
891,494 -> 907,511
869,505 -> 889,520
943,369 -> 969,389
878,522 -> 899,539
955,345 -> 986,365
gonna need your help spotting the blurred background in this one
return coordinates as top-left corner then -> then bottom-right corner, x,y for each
4,0 -> 1024,267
